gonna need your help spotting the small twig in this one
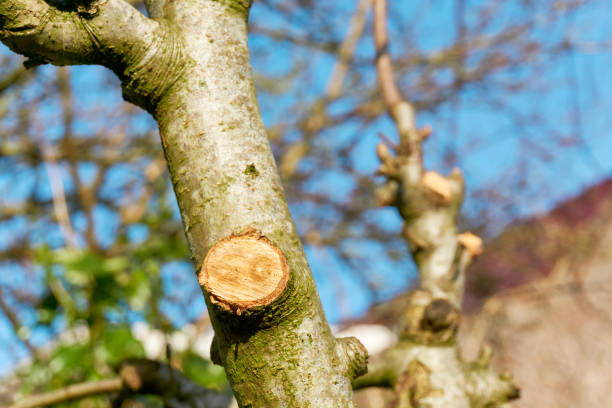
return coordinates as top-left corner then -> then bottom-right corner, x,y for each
56,67 -> 92,250
377,132 -> 397,152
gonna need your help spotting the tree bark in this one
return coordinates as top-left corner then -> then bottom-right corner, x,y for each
0,1 -> 367,406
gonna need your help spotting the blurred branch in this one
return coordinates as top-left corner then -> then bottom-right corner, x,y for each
280,0 -> 371,179
8,359 -> 231,408
0,286 -> 36,356
114,359 -> 231,408
373,0 -> 403,110
325,0 -> 371,99
8,378 -> 123,408
0,65 -> 27,94
56,67 -> 98,250
39,136 -> 80,249
356,1 -> 519,405
249,25 -> 340,54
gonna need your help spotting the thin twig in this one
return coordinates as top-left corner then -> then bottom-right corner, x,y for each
325,0 -> 372,99
373,0 -> 403,108
39,137 -> 79,249
280,0 -> 373,179
56,67 -> 92,249
0,287 -> 36,356
373,0 -> 420,156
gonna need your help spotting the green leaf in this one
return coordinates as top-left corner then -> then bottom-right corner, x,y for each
98,325 -> 145,366
125,269 -> 151,310
36,291 -> 59,324
181,352 -> 229,392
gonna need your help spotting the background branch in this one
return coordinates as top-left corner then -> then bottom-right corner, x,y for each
358,0 -> 519,405
8,359 -> 231,408
9,378 -> 123,408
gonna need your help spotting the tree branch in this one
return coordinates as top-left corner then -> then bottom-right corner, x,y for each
373,0 -> 464,305
1,0 -> 189,113
8,359 -> 232,408
116,359 -> 231,408
325,0 -> 371,100
2,0 -> 367,405
0,0 -> 159,68
279,0 -> 371,180
0,65 -> 28,93
365,0 -> 519,406
39,135 -> 81,249
9,378 -> 123,408
0,286 -> 37,356
373,0 -> 402,109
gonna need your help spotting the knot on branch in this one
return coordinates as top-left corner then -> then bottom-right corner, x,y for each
466,361 -> 520,404
420,168 -> 464,206
398,290 -> 459,345
421,171 -> 452,204
457,231 -> 483,257
390,360 -> 440,408
73,0 -> 108,18
211,0 -> 253,19
422,298 -> 458,333
335,336 -> 369,380
144,0 -> 166,18
374,127 -> 435,178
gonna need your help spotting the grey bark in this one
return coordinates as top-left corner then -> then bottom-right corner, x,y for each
0,1 -> 367,406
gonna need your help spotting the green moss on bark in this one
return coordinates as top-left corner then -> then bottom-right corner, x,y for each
243,163 -> 259,177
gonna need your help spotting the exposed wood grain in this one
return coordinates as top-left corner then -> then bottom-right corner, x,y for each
199,231 -> 289,314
